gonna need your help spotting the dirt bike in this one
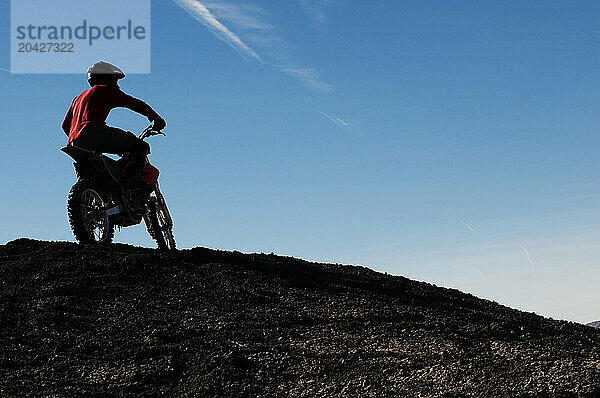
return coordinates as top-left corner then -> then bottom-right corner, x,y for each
61,124 -> 176,250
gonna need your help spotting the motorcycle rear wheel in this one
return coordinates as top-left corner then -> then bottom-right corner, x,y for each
68,179 -> 114,244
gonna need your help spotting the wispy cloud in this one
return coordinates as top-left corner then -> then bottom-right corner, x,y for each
320,111 -> 349,128
173,0 -> 331,90
457,218 -> 535,272
205,1 -> 272,30
0,66 -> 12,73
285,68 -> 332,92
519,244 -> 535,272
173,0 -> 261,60
300,0 -> 336,24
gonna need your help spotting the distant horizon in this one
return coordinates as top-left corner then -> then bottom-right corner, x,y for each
2,0 -> 599,324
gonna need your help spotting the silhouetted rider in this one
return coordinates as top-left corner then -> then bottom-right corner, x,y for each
62,61 -> 166,185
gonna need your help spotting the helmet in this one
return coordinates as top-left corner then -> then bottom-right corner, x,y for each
87,61 -> 125,87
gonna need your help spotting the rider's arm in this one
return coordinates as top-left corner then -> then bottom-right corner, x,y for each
61,98 -> 75,136
113,89 -> 161,123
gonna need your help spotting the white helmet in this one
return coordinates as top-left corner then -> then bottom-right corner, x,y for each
87,61 -> 125,86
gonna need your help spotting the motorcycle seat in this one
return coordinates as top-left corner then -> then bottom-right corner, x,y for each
60,145 -> 97,161
61,145 -> 124,184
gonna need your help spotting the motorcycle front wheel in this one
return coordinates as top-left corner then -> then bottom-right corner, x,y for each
67,179 -> 114,244
144,197 -> 176,250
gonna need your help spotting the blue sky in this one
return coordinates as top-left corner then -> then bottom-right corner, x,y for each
1,0 -> 600,323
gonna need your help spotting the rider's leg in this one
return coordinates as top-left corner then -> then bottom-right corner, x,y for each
70,125 -> 112,152
72,124 -> 150,179
101,126 -> 150,179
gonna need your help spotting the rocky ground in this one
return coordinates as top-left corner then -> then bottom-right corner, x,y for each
1,238 -> 599,397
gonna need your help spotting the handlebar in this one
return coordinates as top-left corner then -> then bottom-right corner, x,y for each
139,124 -> 166,140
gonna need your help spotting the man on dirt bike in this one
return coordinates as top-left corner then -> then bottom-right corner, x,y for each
61,61 -> 166,186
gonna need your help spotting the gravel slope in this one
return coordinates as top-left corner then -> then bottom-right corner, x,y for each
1,239 -> 599,397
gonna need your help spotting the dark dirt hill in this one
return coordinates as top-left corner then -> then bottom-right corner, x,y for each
1,239 -> 599,397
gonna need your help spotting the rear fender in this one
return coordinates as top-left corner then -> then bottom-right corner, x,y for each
73,162 -> 88,180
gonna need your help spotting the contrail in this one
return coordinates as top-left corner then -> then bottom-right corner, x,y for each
519,244 -> 535,272
320,112 -> 349,127
173,0 -> 261,61
460,220 -> 476,232
0,66 -> 13,73
171,0 -> 331,90
463,222 -> 476,232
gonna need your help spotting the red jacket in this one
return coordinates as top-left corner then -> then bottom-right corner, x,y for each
62,85 -> 159,144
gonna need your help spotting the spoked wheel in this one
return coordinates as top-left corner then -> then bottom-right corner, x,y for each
68,180 -> 114,244
156,199 -> 176,250
144,197 -> 176,250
